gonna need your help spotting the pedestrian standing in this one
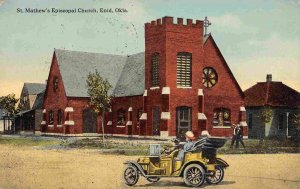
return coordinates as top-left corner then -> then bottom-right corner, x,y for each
236,125 -> 246,148
230,124 -> 238,148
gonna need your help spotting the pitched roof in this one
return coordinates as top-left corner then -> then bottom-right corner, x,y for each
54,49 -> 145,97
24,83 -> 46,95
113,52 -> 145,97
244,82 -> 300,107
32,91 -> 45,109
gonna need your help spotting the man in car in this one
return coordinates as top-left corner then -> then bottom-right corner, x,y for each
176,131 -> 196,161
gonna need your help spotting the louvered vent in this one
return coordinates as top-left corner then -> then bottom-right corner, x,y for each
177,52 -> 192,87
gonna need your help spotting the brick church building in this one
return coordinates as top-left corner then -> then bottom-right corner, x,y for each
41,16 -> 247,138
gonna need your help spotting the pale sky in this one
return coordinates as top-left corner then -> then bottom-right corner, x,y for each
0,0 -> 299,97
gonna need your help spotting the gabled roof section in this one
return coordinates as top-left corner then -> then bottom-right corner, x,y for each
24,83 -> 46,95
54,49 -> 145,98
203,34 -> 244,97
32,91 -> 45,109
113,52 -> 145,97
55,49 -> 127,97
244,82 -> 300,107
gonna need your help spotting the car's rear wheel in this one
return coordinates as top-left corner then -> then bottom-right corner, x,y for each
206,165 -> 224,184
147,177 -> 160,183
183,164 -> 205,187
123,165 -> 139,186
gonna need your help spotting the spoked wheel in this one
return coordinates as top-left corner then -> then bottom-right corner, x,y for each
147,177 -> 160,183
123,165 -> 139,186
206,165 -> 224,184
183,164 -> 206,187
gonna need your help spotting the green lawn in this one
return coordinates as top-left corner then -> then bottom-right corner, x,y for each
219,138 -> 299,154
0,135 -> 299,155
0,136 -> 61,147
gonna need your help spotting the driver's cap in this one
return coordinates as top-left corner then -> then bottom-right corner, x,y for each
185,131 -> 195,140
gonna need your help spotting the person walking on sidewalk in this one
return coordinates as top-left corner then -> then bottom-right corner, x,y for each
235,124 -> 246,149
230,124 -> 238,148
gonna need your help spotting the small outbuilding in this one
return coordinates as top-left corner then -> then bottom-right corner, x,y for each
244,74 -> 300,138
15,83 -> 46,133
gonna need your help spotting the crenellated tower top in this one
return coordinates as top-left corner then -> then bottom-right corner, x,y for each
145,16 -> 203,28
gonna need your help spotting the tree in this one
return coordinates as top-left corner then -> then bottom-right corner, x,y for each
0,93 -> 19,117
86,70 -> 112,143
0,94 -> 19,132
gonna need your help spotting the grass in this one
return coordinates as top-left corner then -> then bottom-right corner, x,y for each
0,135 -> 299,156
0,136 -> 61,147
219,138 -> 300,154
63,137 -> 300,155
64,138 -> 150,156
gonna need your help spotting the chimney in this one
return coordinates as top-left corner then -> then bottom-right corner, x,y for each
266,74 -> 272,82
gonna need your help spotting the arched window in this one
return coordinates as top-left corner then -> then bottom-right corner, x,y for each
176,106 -> 192,138
117,109 -> 126,125
48,110 -> 54,125
203,67 -> 218,88
53,77 -> 58,92
151,53 -> 159,87
177,52 -> 192,87
213,108 -> 231,126
57,109 -> 64,125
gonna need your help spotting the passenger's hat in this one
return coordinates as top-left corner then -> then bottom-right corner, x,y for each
185,131 -> 196,140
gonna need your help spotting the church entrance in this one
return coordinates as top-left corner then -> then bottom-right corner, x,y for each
176,106 -> 192,138
83,108 -> 97,133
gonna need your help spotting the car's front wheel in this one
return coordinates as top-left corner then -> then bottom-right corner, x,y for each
123,165 -> 139,186
183,164 -> 206,187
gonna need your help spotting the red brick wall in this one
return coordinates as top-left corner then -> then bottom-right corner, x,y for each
109,96 -> 143,135
43,53 -> 96,134
67,97 -> 94,134
203,37 -> 245,137
144,17 -> 246,137
144,89 -> 163,135
145,17 -> 205,137
43,53 -> 68,133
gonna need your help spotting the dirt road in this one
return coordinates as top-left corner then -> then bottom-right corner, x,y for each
0,145 -> 299,189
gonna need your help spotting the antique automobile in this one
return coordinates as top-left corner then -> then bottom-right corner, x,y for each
123,137 -> 229,187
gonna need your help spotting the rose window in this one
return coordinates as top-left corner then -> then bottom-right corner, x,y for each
202,67 -> 218,88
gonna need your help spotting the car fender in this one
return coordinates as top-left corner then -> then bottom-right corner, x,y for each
216,158 -> 229,168
124,161 -> 147,177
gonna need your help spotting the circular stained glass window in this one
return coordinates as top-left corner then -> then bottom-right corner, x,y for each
202,67 -> 218,88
